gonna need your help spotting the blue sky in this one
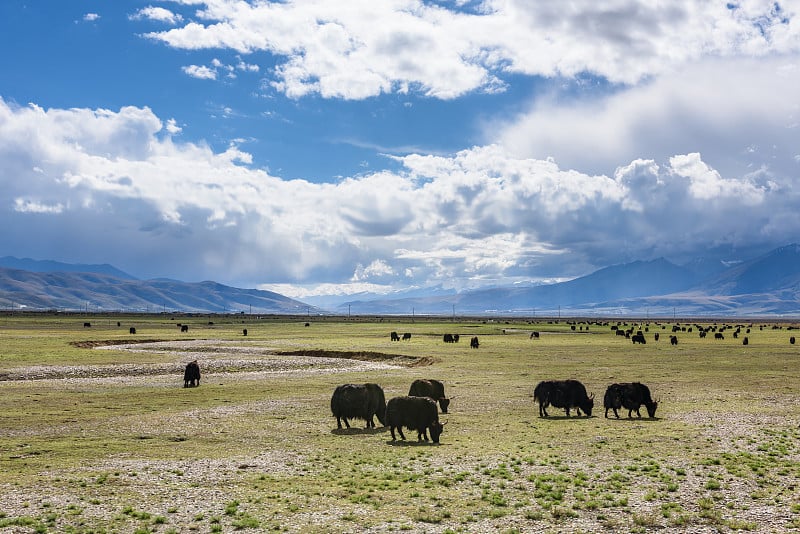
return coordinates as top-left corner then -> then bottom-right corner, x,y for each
1,1 -> 798,300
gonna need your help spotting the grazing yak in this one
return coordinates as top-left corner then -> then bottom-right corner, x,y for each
181,324 -> 189,333
791,337 -> 796,345
385,396 -> 444,443
243,328 -> 248,336
330,383 -> 387,429
83,322 -> 91,328
443,334 -> 455,343
402,333 -> 412,341
129,327 -> 136,335
604,382 -> 658,418
390,331 -> 400,341
409,379 -> 450,413
670,335 -> 678,345
470,336 -> 479,349
631,333 -> 646,344
183,360 -> 201,388
534,379 -> 594,418
530,331 -> 540,339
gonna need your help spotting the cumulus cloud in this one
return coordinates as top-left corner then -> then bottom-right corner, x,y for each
182,64 -> 217,80
2,98 -> 798,291
130,6 -> 184,24
142,0 -> 800,99
352,260 -> 396,282
493,56 -> 800,181
14,199 -> 64,214
83,13 -> 100,22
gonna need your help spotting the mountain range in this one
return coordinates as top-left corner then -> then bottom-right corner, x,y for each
332,244 -> 800,317
1,245 -> 799,316
0,258 -> 315,315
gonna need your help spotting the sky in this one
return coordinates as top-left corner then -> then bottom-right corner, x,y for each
0,1 -> 798,300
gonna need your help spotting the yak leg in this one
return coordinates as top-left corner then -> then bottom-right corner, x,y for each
336,417 -> 343,429
538,402 -> 548,417
395,426 -> 406,440
613,408 -> 620,418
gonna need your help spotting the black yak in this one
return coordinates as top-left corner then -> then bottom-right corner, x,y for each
183,360 -> 200,388
470,336 -> 479,349
408,379 -> 450,413
604,382 -> 658,418
385,396 -> 444,443
330,383 -> 387,429
534,380 -> 594,417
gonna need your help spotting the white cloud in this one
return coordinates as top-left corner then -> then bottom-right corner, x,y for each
1,98 -> 798,290
352,260 -> 395,281
14,199 -> 64,214
83,13 -> 100,22
182,64 -> 217,80
494,56 -> 800,181
131,6 -> 184,25
143,0 -> 800,99
165,118 -> 182,135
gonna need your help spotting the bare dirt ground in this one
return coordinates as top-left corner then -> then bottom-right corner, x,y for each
0,339 -> 431,384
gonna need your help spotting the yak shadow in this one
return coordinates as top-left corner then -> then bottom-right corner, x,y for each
385,439 -> 441,447
603,416 -> 662,422
331,426 -> 388,436
537,415 -> 596,421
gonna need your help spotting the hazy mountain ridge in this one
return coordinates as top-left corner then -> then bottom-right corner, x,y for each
0,267 -> 315,314
0,256 -> 136,280
337,245 -> 800,316
1,244 -> 799,316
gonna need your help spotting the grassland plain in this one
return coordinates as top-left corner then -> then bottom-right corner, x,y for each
0,313 -> 799,533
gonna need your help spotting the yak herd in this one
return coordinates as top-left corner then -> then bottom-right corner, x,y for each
176,321 -> 800,444
330,379 -> 449,444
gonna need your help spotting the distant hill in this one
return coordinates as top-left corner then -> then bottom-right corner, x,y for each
2,245 -> 799,316
0,256 -> 136,280
338,245 -> 800,317
699,244 -> 800,295
0,267 -> 317,314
